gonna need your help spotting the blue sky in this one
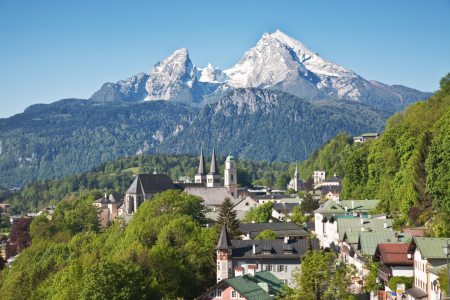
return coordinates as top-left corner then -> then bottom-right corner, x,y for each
0,0 -> 449,119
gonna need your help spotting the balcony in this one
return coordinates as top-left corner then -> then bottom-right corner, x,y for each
378,269 -> 391,283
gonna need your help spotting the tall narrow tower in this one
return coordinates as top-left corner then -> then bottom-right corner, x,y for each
214,223 -> 234,281
207,148 -> 222,187
294,164 -> 299,191
195,149 -> 207,184
224,153 -> 237,197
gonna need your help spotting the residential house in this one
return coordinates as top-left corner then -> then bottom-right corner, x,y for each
214,225 -> 319,285
272,203 -> 299,220
239,222 -> 310,240
361,133 -> 380,142
196,270 -> 285,300
93,194 -> 124,226
313,170 -> 326,188
352,232 -> 411,277
314,199 -> 382,249
233,197 -> 260,212
372,244 -> 414,294
406,237 -> 449,300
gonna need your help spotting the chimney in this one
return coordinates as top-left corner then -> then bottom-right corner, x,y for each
284,235 -> 289,244
384,221 -> 387,228
345,205 -> 348,212
247,232 -> 250,240
352,200 -> 354,209
360,214 -> 363,224
234,267 -> 244,277
252,245 -> 256,254
105,193 -> 107,199
395,232 -> 398,238
248,265 -> 256,276
407,253 -> 412,260
361,226 -> 364,232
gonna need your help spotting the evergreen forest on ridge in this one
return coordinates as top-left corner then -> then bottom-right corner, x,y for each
0,88 -> 391,188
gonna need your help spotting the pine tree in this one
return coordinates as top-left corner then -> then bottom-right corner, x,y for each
215,197 -> 241,240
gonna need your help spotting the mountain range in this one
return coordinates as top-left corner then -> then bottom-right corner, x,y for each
90,30 -> 431,112
0,89 -> 391,188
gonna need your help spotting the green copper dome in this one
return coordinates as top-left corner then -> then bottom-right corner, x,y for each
226,152 -> 235,162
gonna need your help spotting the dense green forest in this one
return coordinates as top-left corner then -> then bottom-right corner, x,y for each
341,74 -> 450,237
0,88 -> 390,189
0,190 -> 218,300
157,88 -> 390,163
1,153 -> 304,213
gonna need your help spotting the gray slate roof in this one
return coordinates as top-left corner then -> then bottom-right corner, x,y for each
230,238 -> 319,258
108,194 -> 125,203
183,186 -> 234,206
240,222 -> 310,239
126,174 -> 175,194
272,203 -> 299,211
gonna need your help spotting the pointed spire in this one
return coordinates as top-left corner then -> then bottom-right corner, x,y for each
197,149 -> 207,175
295,164 -> 298,175
208,148 -> 221,175
214,222 -> 235,250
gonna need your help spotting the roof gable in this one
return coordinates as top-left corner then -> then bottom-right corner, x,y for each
126,174 -> 175,194
358,232 -> 412,256
337,218 -> 393,241
410,237 -> 449,259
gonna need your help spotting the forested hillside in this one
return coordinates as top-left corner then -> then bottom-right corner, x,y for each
157,89 -> 391,162
341,74 -> 450,237
0,89 -> 391,189
0,190 -> 217,299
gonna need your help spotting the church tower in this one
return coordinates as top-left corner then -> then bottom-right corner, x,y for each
294,164 -> 299,191
224,153 -> 237,197
195,149 -> 207,184
207,148 -> 222,187
214,224 -> 234,282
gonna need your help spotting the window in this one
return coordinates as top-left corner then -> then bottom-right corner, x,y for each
245,202 -> 249,206
265,265 -> 273,272
238,293 -> 244,299
217,250 -> 220,255
262,250 -> 271,254
231,290 -> 237,299
210,291 -> 215,298
231,174 -> 234,182
277,265 -> 287,272
208,179 -> 212,183
217,262 -> 220,270
217,278 -> 221,282
281,279 -> 288,285
216,290 -> 223,298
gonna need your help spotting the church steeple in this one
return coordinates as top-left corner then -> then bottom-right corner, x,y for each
207,148 -> 222,187
195,149 -> 207,184
197,149 -> 207,176
214,223 -> 235,250
208,148 -> 221,175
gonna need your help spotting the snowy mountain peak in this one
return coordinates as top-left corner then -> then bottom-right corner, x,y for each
90,31 -> 430,111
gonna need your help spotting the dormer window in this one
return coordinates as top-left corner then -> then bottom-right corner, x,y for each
228,249 -> 232,255
263,250 -> 271,254
283,250 -> 293,255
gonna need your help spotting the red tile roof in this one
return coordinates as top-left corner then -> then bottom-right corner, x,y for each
401,228 -> 430,237
234,267 -> 244,271
376,243 -> 413,265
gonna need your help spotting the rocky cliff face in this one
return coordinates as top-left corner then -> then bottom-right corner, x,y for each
90,31 -> 432,111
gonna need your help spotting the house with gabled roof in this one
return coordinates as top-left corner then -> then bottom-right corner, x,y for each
372,243 -> 414,292
239,222 -> 310,240
215,224 -> 319,286
406,237 -> 449,300
196,270 -> 286,300
314,199 -> 384,249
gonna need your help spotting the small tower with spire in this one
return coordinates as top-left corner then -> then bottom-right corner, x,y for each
195,149 -> 207,185
294,164 -> 299,191
214,223 -> 234,282
224,152 -> 237,197
207,148 -> 222,187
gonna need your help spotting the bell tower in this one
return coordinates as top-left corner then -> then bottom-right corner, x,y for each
195,149 -> 207,185
207,148 -> 222,187
214,223 -> 234,282
224,153 -> 237,197
294,164 -> 299,191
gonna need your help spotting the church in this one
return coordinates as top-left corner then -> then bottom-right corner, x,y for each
118,148 -> 237,214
